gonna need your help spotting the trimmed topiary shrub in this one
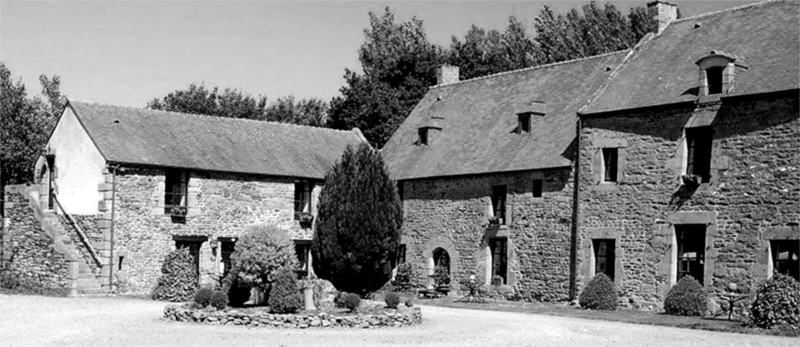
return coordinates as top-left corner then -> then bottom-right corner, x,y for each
227,224 -> 297,301
152,248 -> 198,302
344,292 -> 361,312
664,275 -> 707,316
385,292 -> 400,309
312,143 -> 403,297
334,291 -> 349,308
268,267 -> 303,314
193,287 -> 213,307
405,298 -> 414,307
210,290 -> 229,310
579,273 -> 618,310
749,273 -> 800,331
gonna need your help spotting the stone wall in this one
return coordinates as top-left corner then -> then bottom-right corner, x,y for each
112,167 -> 319,295
401,168 -> 574,302
579,93 -> 800,309
1,185 -> 71,295
163,304 -> 422,328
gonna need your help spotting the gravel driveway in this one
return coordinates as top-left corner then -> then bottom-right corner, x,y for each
0,294 -> 795,346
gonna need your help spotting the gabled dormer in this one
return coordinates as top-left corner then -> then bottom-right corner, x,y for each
695,50 -> 748,97
515,101 -> 546,134
417,116 -> 443,146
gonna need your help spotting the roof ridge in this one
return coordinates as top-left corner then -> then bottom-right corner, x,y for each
69,99 -> 356,136
671,0 -> 791,25
429,49 -> 631,90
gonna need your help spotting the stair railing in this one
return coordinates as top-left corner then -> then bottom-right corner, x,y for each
52,194 -> 104,268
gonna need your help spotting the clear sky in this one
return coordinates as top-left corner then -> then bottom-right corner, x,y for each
1,0 -> 756,107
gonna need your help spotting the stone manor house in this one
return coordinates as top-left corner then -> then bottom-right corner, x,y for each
1,0 -> 798,308
382,0 -> 798,308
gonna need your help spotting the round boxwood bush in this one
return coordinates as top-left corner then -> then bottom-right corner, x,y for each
210,290 -> 229,310
664,275 -> 707,316
152,248 -> 198,302
268,267 -> 303,314
193,287 -> 213,307
749,273 -> 800,331
579,273 -> 618,310
384,292 -> 400,309
344,293 -> 361,312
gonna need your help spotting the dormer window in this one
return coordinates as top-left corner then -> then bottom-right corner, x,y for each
695,50 -> 747,97
706,67 -> 723,95
418,128 -> 428,145
518,113 -> 531,133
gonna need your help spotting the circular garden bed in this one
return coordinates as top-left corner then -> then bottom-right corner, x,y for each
164,301 -> 422,329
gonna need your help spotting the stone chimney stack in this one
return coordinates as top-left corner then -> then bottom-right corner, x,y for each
648,1 -> 678,34
436,65 -> 460,85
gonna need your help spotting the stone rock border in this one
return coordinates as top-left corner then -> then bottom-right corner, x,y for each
164,305 -> 422,329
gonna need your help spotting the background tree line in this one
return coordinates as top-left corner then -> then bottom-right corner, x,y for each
1,0 -> 663,187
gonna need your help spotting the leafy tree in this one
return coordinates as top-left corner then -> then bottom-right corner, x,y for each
448,17 -> 541,80
226,225 -> 297,296
264,96 -> 328,127
149,83 -> 329,126
1,63 -> 65,186
328,8 -> 444,148
311,143 -> 403,296
151,248 -> 198,302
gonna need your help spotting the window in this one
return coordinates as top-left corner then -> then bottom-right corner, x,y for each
491,185 -> 507,225
294,181 -> 312,220
46,154 -> 56,210
685,127 -> 712,183
706,67 -> 724,94
219,238 -> 236,278
418,128 -> 428,145
532,179 -> 543,198
676,225 -> 706,284
164,169 -> 188,214
295,242 -> 311,278
771,240 -> 799,281
490,238 -> 508,284
602,148 -> 618,182
518,113 -> 531,133
397,244 -> 407,265
593,239 -> 615,281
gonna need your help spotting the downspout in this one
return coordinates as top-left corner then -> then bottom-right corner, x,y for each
569,117 -> 583,301
108,165 -> 119,293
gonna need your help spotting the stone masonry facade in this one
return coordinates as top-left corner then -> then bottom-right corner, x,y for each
578,93 -> 800,309
112,166 -> 319,295
401,167 -> 574,301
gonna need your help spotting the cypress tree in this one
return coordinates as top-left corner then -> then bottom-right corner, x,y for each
311,143 -> 403,296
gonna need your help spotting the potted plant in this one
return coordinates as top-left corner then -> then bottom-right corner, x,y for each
170,206 -> 187,217
297,212 -> 314,226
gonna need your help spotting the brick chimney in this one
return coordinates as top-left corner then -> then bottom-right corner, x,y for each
436,65 -> 459,85
648,1 -> 678,34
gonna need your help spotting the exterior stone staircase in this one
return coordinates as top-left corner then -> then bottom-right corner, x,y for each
19,185 -> 109,295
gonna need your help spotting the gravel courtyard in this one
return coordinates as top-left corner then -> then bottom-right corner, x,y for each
0,294 -> 796,347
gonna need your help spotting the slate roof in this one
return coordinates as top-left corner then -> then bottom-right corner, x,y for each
582,0 -> 800,115
68,101 -> 366,179
382,51 -> 629,180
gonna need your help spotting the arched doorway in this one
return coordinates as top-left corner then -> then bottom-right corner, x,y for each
432,247 -> 451,283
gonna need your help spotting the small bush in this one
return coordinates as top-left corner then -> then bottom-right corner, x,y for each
210,290 -> 229,310
334,291 -> 349,308
579,273 -> 618,310
152,248 -> 198,302
385,292 -> 400,309
194,287 -> 213,307
268,267 -> 303,314
749,273 -> 800,331
664,276 -> 706,316
405,299 -> 414,307
344,293 -> 361,312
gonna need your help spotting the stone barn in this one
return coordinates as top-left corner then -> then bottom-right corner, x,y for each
2,101 -> 366,295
